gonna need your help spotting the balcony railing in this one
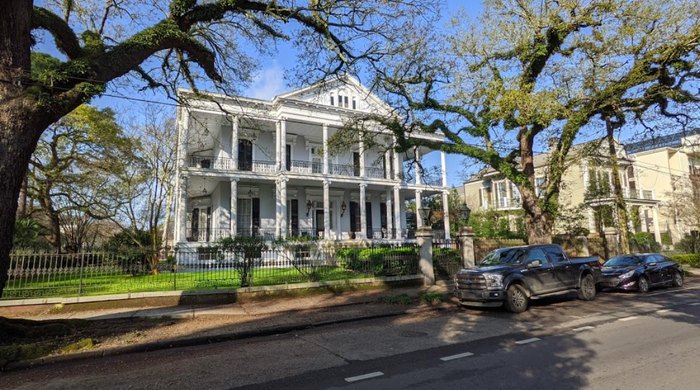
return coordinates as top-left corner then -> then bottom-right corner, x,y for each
624,188 -> 655,200
188,155 -> 403,181
495,198 -> 522,209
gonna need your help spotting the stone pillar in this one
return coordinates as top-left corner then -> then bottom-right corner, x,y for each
442,191 -> 451,240
415,190 -> 423,228
360,183 -> 367,239
575,235 -> 590,257
323,180 -> 331,240
230,179 -> 238,237
175,174 -> 188,243
652,206 -> 662,244
323,123 -> 329,175
416,227 -> 435,285
393,186 -> 401,239
386,189 -> 393,239
231,116 -> 239,170
588,208 -> 596,233
458,227 -> 475,268
604,227 -> 619,257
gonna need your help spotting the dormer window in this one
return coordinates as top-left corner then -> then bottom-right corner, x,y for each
344,96 -> 349,108
352,97 -> 356,110
338,94 -> 343,107
330,94 -> 334,106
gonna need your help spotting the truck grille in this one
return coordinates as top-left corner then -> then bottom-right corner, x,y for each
456,273 -> 487,290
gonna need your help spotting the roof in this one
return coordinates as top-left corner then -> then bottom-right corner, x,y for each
625,129 -> 700,154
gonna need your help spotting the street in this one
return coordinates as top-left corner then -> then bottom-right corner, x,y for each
2,282 -> 699,390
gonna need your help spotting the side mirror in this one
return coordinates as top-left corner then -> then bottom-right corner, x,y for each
527,260 -> 542,268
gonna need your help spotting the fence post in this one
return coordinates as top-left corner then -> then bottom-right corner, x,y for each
415,227 -> 435,286
78,253 -> 85,296
458,227 -> 476,268
604,227 -> 619,258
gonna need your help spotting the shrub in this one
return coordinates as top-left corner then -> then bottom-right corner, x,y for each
336,246 -> 419,276
629,232 -> 661,253
675,234 -> 700,254
669,253 -> 700,268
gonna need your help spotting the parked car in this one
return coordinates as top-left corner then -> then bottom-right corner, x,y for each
598,253 -> 683,293
453,244 -> 601,313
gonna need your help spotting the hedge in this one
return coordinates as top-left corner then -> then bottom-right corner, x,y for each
668,253 -> 700,268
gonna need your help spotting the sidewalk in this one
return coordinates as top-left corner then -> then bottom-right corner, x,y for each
0,283 -> 454,370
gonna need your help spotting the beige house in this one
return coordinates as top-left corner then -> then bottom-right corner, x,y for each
460,132 -> 700,245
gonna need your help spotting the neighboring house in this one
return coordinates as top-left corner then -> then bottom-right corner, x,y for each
173,76 -> 451,247
461,139 -> 667,243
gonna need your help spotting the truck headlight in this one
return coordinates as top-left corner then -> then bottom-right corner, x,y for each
483,273 -> 504,288
620,270 -> 635,280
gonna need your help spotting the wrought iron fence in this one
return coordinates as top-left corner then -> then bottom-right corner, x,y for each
3,244 -> 420,300
432,239 -> 462,280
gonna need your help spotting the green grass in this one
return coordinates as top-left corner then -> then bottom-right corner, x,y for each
3,266 -> 373,299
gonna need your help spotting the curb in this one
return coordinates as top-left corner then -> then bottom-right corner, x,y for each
3,302 -> 452,372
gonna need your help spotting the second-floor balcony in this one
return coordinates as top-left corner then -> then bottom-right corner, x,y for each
188,155 -> 399,181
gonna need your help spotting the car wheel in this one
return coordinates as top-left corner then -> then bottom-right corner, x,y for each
638,275 -> 650,293
505,284 -> 529,313
578,274 -> 596,301
672,271 -> 684,288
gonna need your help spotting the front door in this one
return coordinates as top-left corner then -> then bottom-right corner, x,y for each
349,201 -> 359,239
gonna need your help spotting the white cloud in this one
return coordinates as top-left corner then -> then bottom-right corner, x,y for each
246,64 -> 287,100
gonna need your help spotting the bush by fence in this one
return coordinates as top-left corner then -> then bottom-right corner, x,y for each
668,253 -> 700,268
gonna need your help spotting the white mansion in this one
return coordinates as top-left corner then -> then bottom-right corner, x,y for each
173,77 -> 451,246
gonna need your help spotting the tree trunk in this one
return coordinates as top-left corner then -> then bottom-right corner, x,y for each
521,189 -> 554,244
0,0 -> 56,297
604,116 -> 631,253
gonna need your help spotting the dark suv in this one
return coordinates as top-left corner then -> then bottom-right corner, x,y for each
454,244 -> 601,312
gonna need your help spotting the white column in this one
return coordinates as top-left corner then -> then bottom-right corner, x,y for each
359,140 -> 366,178
231,116 -> 239,170
280,118 -> 287,171
392,144 -> 400,182
386,189 -> 393,238
393,186 -> 402,239
323,123 -> 329,175
415,190 -> 423,228
415,148 -> 421,185
275,120 -> 281,171
360,184 -> 367,239
230,179 -> 237,237
175,174 -> 188,243
440,150 -> 448,188
652,206 -> 661,243
442,190 -> 451,240
279,178 -> 288,238
641,208 -> 649,232
178,107 -> 190,168
323,180 -> 331,240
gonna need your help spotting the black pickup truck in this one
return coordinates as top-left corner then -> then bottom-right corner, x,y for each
454,244 -> 601,312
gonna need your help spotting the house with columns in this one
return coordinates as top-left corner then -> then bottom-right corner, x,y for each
173,77 -> 451,247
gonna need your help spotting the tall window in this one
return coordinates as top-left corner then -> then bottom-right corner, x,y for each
238,139 -> 253,171
330,94 -> 334,106
286,144 -> 292,171
352,98 -> 356,110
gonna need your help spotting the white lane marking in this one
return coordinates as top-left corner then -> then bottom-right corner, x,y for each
690,303 -> 700,306
515,337 -> 541,345
618,316 -> 638,322
657,309 -> 672,314
345,372 -> 384,383
646,284 -> 700,297
440,352 -> 474,361
572,326 -> 595,332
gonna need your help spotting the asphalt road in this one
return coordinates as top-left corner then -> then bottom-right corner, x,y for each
3,281 -> 699,390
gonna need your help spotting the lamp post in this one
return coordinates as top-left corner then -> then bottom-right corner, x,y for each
417,206 -> 431,229
459,202 -> 472,234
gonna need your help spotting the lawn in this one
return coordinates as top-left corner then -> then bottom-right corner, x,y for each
2,266 -> 372,299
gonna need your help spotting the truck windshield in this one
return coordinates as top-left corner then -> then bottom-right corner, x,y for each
480,248 -> 525,265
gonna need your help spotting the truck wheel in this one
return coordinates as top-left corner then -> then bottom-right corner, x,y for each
577,274 -> 596,301
505,284 -> 529,313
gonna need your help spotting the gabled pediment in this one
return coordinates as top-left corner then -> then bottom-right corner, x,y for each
276,75 -> 392,115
